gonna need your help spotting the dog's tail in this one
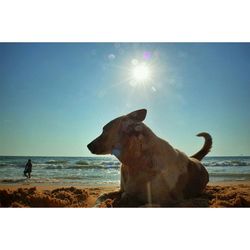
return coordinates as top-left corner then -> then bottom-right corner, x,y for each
190,132 -> 212,161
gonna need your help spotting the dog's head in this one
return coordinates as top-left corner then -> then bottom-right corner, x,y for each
87,109 -> 147,157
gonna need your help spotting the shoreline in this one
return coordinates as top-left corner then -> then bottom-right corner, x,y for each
0,179 -> 249,189
1,180 -> 250,207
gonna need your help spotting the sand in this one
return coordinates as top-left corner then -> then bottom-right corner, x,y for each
0,181 -> 250,207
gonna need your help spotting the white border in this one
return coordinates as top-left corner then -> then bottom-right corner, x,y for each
0,0 -> 250,42
1,0 -> 250,249
1,208 -> 249,250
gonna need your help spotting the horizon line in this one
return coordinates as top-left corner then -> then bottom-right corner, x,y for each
0,154 -> 249,158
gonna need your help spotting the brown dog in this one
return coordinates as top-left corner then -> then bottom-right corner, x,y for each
87,109 -> 212,206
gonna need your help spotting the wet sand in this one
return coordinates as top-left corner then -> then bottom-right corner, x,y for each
0,181 -> 250,207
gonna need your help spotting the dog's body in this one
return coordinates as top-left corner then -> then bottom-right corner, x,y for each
87,109 -> 212,206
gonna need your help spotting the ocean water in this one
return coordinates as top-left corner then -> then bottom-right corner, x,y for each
0,156 -> 250,186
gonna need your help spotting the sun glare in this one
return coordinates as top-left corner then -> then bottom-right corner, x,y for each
132,63 -> 151,83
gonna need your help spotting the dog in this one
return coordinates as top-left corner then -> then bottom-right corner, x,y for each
87,109 -> 212,206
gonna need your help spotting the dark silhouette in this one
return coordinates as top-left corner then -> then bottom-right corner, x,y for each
24,159 -> 32,178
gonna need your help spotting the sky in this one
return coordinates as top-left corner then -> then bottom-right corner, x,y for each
0,43 -> 250,157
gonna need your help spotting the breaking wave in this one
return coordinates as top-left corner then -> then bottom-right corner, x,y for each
45,160 -> 68,164
45,165 -> 64,169
75,160 -> 89,165
67,164 -> 119,169
204,159 -> 250,167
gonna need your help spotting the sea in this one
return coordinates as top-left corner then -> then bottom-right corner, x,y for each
0,156 -> 250,187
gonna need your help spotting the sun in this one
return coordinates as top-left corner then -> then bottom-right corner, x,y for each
131,63 -> 152,84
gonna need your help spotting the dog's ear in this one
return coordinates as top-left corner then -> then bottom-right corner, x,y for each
127,109 -> 147,122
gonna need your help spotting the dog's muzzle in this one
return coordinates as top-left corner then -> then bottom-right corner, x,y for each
87,141 -> 108,155
87,142 -> 95,153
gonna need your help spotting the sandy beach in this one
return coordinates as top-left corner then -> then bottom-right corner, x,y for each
1,181 -> 250,207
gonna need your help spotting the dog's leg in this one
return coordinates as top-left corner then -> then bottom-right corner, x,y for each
120,164 -> 128,192
116,192 -> 145,207
95,165 -> 129,207
95,190 -> 123,207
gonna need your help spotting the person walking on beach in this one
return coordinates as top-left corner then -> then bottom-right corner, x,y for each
24,159 -> 32,178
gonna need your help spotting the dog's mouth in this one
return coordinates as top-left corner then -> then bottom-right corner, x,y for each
87,142 -> 111,155
87,143 -> 102,155
87,143 -> 95,153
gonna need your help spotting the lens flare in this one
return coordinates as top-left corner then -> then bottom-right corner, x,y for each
132,63 -> 151,83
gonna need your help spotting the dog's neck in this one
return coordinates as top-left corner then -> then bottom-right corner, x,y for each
114,126 -> 179,170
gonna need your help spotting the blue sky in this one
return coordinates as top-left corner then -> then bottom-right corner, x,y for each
0,43 -> 250,156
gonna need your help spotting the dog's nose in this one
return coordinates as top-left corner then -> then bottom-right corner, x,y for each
87,143 -> 94,152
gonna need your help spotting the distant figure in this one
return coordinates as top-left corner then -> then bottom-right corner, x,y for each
24,159 -> 32,178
